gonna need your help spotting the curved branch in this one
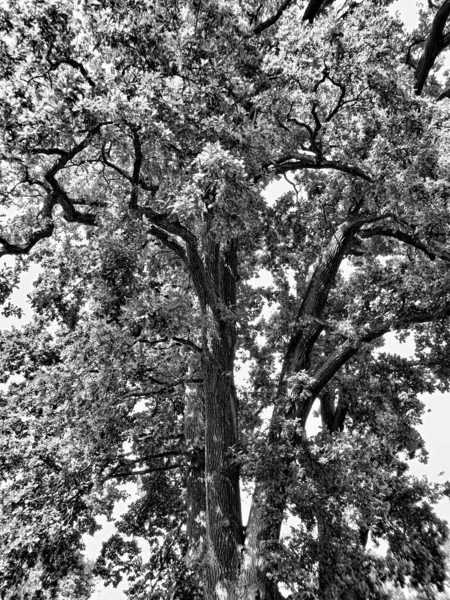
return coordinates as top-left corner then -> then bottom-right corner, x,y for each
43,125 -> 101,225
47,56 -> 96,88
360,225 -> 450,262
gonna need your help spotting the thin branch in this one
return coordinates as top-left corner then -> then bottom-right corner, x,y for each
101,140 -> 159,194
60,58 -> 96,88
324,73 -> 347,122
117,451 -> 185,464
121,375 -> 201,397
405,38 -> 425,69
111,463 -> 185,480
132,336 -> 169,347
30,147 -> 69,157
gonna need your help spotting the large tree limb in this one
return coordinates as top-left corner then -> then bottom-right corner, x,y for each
0,221 -> 54,258
142,210 -> 217,311
295,305 -> 450,424
101,137 -> 217,312
253,0 -> 296,34
360,225 -> 450,262
415,0 -> 450,95
283,213 -> 392,374
270,154 -> 372,182
303,0 -> 335,23
42,126 -> 102,225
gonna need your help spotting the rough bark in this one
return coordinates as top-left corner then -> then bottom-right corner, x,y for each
201,231 -> 244,599
203,341 -> 243,599
415,0 -> 450,95
303,0 -> 335,23
185,380 -> 207,574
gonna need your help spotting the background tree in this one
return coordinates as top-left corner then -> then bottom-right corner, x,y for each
2,1 -> 450,599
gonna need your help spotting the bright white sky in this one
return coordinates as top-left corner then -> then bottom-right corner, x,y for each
392,0 -> 423,31
1,1 -> 448,598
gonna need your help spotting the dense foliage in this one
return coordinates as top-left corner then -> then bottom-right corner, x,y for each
2,1 -> 450,599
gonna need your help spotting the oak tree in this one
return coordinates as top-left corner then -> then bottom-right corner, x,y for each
2,1 -> 450,599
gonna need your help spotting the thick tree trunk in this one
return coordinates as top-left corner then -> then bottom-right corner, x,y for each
185,380 -> 206,574
203,334 -> 243,599
199,232 -> 243,599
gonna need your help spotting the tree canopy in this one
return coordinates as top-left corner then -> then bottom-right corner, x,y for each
2,1 -> 450,599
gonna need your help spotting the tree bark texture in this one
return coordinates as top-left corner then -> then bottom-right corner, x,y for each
185,381 -> 207,574
200,232 -> 244,599
415,0 -> 450,95
203,341 -> 243,599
